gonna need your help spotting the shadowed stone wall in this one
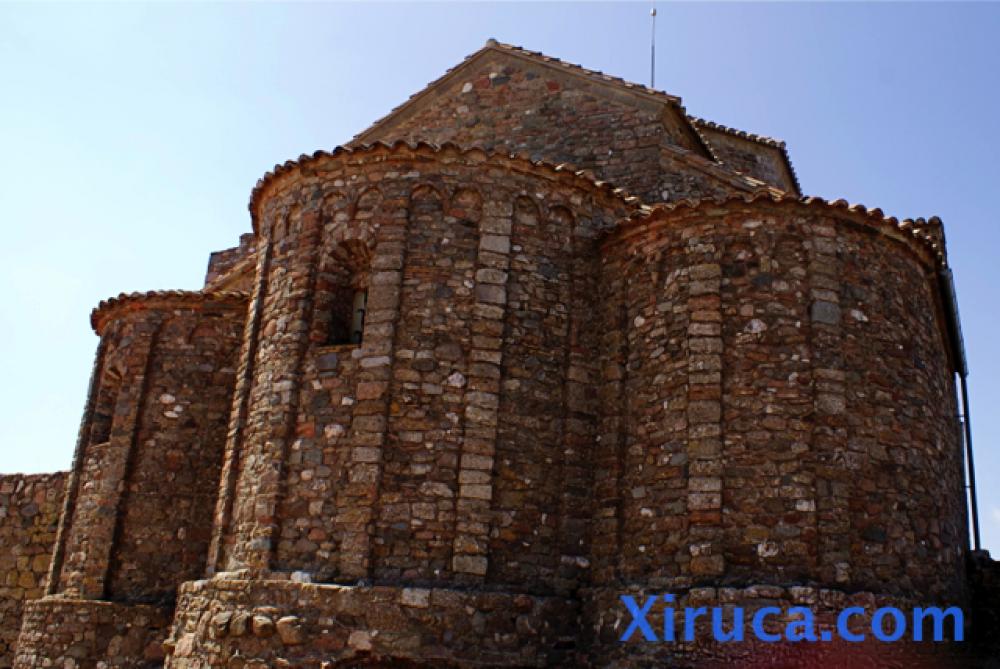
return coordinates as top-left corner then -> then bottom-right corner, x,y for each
0,472 -> 65,668
584,197 -> 968,666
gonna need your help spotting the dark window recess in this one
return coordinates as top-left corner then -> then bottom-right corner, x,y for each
327,288 -> 367,346
90,369 -> 122,445
322,238 -> 372,347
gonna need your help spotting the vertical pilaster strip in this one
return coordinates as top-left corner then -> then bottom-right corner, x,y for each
102,322 -> 162,596
336,203 -> 406,580
207,239 -> 271,575
451,200 -> 512,579
267,209 -> 325,572
590,255 -> 627,586
78,322 -> 157,599
222,207 -> 324,573
46,339 -> 107,595
808,217 -> 849,585
611,270 -> 631,583
685,251 -> 725,578
555,221 -> 592,589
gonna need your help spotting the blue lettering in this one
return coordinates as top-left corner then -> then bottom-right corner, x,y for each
837,606 -> 866,642
786,606 -> 818,642
684,606 -> 707,642
913,606 -> 963,642
752,606 -> 782,642
872,607 -> 906,642
620,594 -> 659,642
662,594 -> 676,642
711,606 -> 744,642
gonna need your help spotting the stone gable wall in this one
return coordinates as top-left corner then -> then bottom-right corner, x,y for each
356,55 -> 749,204
697,127 -> 797,193
0,472 -> 65,668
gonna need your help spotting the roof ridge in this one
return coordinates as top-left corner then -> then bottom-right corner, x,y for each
689,116 -> 786,148
248,139 -> 644,230
616,192 -> 946,266
488,40 -> 683,105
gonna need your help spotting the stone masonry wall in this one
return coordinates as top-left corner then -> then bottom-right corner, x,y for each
355,53 -> 765,204
53,295 -> 245,604
206,233 -> 256,286
0,472 -> 65,668
14,598 -> 170,669
696,125 -> 797,194
14,294 -> 246,669
592,199 -> 965,605
213,144 -> 634,597
103,303 -> 244,604
164,577 -> 577,668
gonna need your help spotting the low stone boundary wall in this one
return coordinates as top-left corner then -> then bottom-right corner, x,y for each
13,597 -> 171,669
0,472 -> 65,668
164,576 -> 578,668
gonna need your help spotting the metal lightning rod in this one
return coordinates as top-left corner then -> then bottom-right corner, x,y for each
650,2 -> 657,89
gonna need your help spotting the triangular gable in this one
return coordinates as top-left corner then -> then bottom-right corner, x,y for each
691,117 -> 801,196
350,39 -> 717,161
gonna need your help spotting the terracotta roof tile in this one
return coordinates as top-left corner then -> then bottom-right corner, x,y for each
689,116 -> 787,149
91,290 -> 249,334
689,116 -> 803,196
248,140 -> 643,231
484,39 -> 682,104
614,191 -> 946,267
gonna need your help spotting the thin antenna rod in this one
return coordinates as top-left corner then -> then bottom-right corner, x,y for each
650,2 -> 657,89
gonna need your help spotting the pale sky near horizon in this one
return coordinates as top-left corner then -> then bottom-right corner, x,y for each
2,1 -> 1000,553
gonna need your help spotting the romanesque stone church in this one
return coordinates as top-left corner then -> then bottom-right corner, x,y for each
3,41 -> 995,668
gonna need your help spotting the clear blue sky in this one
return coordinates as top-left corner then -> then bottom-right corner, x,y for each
2,2 -> 999,552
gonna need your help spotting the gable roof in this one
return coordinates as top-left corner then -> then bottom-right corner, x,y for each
690,116 -> 802,196
349,40 -> 802,197
350,39 -> 719,162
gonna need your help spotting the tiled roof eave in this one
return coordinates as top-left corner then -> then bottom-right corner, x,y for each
90,290 -> 249,334
247,140 -> 643,232
690,116 -> 803,196
609,191 -> 946,268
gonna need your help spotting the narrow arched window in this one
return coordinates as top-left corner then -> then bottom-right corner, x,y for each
90,368 -> 122,445
322,239 -> 371,346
